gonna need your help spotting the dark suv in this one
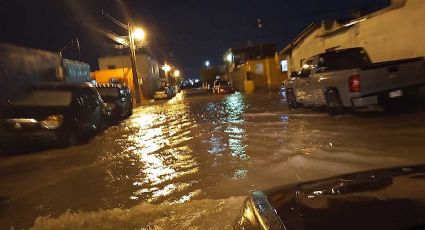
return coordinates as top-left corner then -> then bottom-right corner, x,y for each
96,84 -> 133,121
0,83 -> 106,147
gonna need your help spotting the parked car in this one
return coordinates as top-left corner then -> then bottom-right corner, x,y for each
0,83 -> 106,147
96,83 -> 133,121
234,164 -> 425,230
284,47 -> 425,115
154,86 -> 175,100
213,80 -> 234,94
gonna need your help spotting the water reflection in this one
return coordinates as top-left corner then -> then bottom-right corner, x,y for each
206,93 -> 249,180
223,94 -> 248,160
101,101 -> 200,204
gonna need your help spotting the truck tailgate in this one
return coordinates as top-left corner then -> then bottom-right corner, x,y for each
359,57 -> 425,95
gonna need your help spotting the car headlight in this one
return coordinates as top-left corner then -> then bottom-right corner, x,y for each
41,114 -> 64,129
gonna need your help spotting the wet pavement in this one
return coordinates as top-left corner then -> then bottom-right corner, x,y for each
2,90 -> 425,229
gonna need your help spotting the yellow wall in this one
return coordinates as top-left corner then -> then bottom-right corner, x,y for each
92,68 -> 143,102
98,54 -> 161,98
240,57 -> 287,90
285,0 -> 425,72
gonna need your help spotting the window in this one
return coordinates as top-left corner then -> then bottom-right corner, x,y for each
97,87 -> 120,97
255,63 -> 264,74
13,90 -> 73,106
107,64 -> 116,69
298,59 -> 314,78
280,60 -> 288,72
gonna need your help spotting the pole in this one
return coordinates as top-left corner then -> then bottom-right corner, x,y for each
128,24 -> 142,104
75,35 -> 82,61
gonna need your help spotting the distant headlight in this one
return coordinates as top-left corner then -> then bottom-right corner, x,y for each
41,114 -> 64,130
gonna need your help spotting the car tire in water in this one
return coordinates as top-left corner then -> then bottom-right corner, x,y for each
286,89 -> 299,109
325,88 -> 346,116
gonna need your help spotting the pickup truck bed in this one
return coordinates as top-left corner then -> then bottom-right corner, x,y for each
358,57 -> 425,99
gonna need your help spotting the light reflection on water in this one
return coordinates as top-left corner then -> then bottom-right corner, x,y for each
113,101 -> 201,203
99,93 -> 269,205
205,93 -> 249,180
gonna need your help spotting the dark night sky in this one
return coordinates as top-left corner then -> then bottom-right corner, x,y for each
0,0 -> 389,78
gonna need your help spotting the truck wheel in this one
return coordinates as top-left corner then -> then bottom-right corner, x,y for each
325,89 -> 345,116
286,89 -> 299,109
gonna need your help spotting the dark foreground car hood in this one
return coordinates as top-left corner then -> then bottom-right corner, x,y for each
235,164 -> 425,230
0,105 -> 71,120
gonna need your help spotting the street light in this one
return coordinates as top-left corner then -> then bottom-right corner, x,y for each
226,53 -> 233,63
100,9 -> 147,104
205,60 -> 210,67
162,64 -> 171,73
132,28 -> 146,41
174,70 -> 180,77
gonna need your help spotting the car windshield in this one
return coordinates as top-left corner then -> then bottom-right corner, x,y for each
96,87 -> 120,97
12,89 -> 72,106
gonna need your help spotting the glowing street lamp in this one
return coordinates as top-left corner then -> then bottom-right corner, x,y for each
226,53 -> 233,63
132,28 -> 146,41
205,60 -> 210,67
162,64 -> 171,73
174,70 -> 180,77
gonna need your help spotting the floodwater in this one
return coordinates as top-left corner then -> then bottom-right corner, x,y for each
2,90 -> 425,229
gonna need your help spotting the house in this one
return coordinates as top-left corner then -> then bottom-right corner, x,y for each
280,0 -> 425,73
225,43 -> 287,92
94,54 -> 162,99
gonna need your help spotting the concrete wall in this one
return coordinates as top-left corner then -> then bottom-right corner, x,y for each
285,0 -> 425,72
98,55 -> 161,98
229,68 -> 246,92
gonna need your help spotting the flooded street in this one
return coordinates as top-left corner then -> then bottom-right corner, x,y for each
2,90 -> 425,229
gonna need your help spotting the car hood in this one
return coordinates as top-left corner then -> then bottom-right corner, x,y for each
0,105 -> 71,120
236,164 -> 425,230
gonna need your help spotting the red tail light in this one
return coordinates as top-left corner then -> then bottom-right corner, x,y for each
349,74 -> 361,92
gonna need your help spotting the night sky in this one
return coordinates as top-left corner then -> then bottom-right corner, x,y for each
0,0 -> 389,78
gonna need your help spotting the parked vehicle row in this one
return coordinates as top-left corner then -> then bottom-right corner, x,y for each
0,82 -> 133,148
153,84 -> 179,100
284,47 -> 425,115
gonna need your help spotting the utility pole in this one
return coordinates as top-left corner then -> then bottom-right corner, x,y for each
101,10 -> 143,104
128,24 -> 142,104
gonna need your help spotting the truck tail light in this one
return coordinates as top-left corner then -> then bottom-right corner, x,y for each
349,74 -> 361,92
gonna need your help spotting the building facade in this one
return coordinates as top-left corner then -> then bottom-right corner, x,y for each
97,54 -> 162,99
225,44 -> 287,92
280,0 -> 425,73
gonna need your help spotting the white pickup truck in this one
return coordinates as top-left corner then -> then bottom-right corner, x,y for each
285,47 -> 425,114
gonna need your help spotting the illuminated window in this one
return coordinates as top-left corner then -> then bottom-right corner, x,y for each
281,60 -> 288,72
